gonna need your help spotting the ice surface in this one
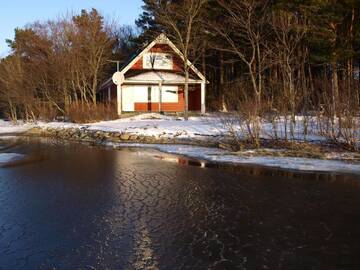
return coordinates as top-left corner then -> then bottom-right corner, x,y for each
0,153 -> 25,164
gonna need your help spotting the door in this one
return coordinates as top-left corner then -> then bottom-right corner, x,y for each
147,86 -> 152,111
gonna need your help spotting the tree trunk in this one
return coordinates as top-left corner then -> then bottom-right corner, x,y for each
184,64 -> 189,120
331,60 -> 339,116
220,52 -> 227,112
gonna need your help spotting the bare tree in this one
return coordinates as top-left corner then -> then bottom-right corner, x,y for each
0,56 -> 23,121
212,0 -> 270,115
71,9 -> 115,106
0,9 -> 119,121
271,9 -> 307,139
208,0 -> 271,147
150,0 -> 208,120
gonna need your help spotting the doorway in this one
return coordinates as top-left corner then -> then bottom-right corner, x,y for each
147,86 -> 152,111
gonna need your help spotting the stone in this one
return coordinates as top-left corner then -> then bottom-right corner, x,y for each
120,134 -> 130,140
129,135 -> 138,141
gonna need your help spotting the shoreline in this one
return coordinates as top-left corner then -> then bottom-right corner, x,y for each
1,125 -> 359,175
24,126 -> 220,147
24,126 -> 360,160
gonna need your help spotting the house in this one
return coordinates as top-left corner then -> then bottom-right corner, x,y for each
98,34 -> 207,116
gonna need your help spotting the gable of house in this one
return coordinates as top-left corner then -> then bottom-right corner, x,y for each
120,34 -> 206,81
130,44 -> 183,73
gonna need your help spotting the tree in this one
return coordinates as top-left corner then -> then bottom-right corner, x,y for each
139,0 -> 208,120
71,9 -> 115,106
270,5 -> 307,139
210,0 -> 271,113
135,0 -> 165,46
0,9 -> 122,120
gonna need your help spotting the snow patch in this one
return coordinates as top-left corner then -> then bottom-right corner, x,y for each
0,120 -> 33,135
107,143 -> 360,175
85,114 -> 222,138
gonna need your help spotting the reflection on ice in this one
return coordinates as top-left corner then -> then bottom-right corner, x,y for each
152,154 -> 207,168
0,153 -> 25,164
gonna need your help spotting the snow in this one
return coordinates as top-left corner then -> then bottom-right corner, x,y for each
86,113 -> 223,138
0,120 -> 33,135
37,121 -> 83,130
1,114 -> 357,143
0,113 -> 348,143
260,117 -> 325,142
0,114 -> 223,138
107,142 -> 360,175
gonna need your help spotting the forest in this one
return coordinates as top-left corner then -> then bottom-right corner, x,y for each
0,0 -> 359,149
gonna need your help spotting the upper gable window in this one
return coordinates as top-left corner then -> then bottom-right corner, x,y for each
143,53 -> 173,70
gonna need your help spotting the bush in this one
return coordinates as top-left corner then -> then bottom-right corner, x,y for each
67,102 -> 117,123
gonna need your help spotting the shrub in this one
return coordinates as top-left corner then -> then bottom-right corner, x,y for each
67,102 -> 117,123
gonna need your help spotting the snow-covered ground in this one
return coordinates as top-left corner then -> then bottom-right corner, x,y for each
0,120 -> 34,135
0,114 -> 224,138
1,114 -> 359,174
0,113 -> 333,140
87,114 -> 223,138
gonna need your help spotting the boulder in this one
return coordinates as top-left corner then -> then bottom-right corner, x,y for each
129,135 -> 138,141
120,134 -> 130,140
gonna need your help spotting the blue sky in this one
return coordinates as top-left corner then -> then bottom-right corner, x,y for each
0,0 -> 144,57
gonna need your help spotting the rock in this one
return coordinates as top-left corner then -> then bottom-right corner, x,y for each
120,134 -> 130,140
129,135 -> 138,141
28,127 -> 42,135
103,132 -> 111,138
148,136 -> 157,143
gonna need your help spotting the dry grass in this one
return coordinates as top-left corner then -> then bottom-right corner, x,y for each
67,103 -> 118,123
222,138 -> 327,159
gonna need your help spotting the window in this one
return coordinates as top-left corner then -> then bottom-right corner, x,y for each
143,53 -> 173,70
161,86 -> 178,103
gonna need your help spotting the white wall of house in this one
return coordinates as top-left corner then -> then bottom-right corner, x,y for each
154,86 -> 178,103
122,85 -> 179,112
122,86 -> 146,111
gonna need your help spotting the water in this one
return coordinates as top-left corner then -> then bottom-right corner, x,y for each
0,137 -> 359,270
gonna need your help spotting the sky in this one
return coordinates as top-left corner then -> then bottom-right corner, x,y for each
0,0 -> 144,57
